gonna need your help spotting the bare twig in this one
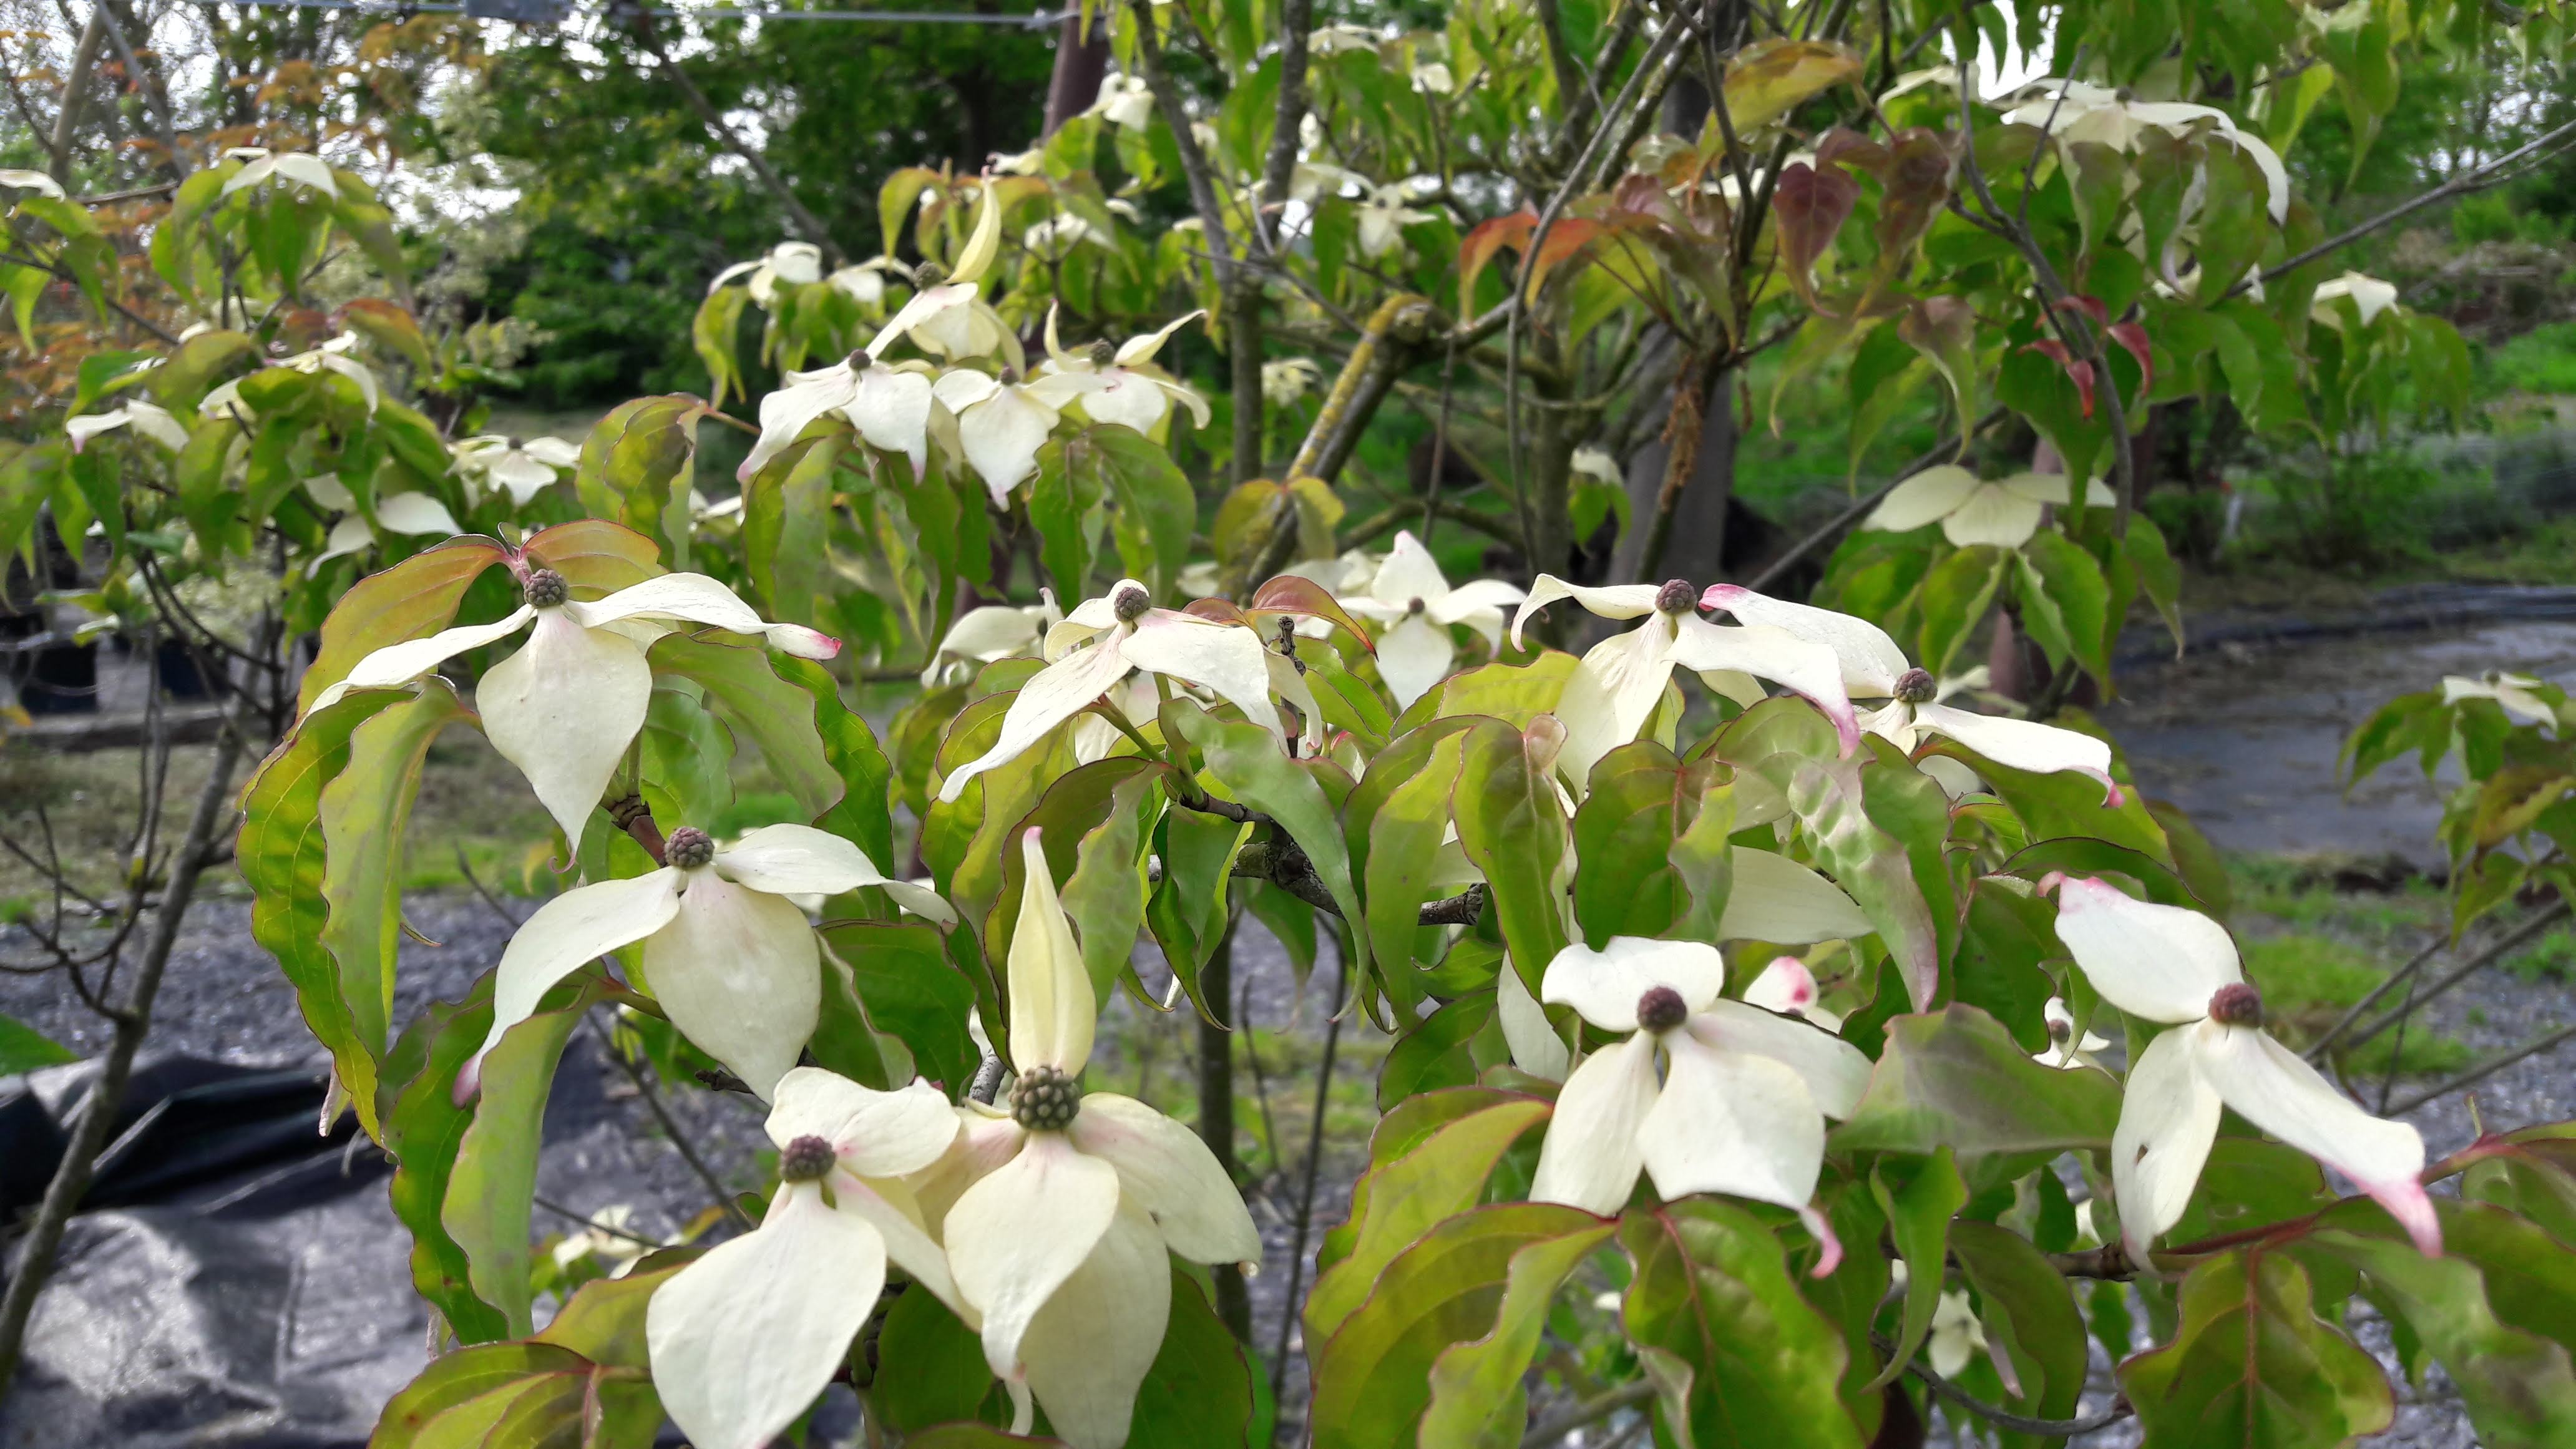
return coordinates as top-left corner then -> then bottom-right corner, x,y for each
2388,1018 -> 2576,1115
1268,931 -> 1350,1411
2338,900 -> 2572,1055
1521,1381 -> 1656,1448
590,1016 -> 755,1232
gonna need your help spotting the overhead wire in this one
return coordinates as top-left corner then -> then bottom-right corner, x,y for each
209,0 -> 1064,26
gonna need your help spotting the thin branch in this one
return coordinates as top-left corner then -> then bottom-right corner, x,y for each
629,22 -> 842,266
2338,900 -> 2571,1054
534,1194 -> 666,1248
1740,409 -> 2008,591
1268,930 -> 1350,1410
2388,1017 -> 2576,1115
590,1015 -> 755,1232
1522,1381 -> 1656,1448
1879,1333 -> 2134,1437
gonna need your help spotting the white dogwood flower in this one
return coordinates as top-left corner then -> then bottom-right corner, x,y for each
867,180 -> 1019,366
709,242 -> 824,307
827,256 -> 900,307
1086,74 -> 1156,130
1330,530 -> 1524,708
1571,446 -> 1624,487
2442,671 -> 2559,728
1511,577 -> 1858,791
66,401 -> 189,452
1742,955 -> 1843,1032
648,1069 -> 967,1449
937,580 -> 1277,803
1863,466 -> 2117,549
0,168 -> 64,198
1262,357 -> 1322,405
1039,306 -> 1211,437
738,349 -> 940,483
220,147 -> 339,198
2310,271 -> 2401,327
1357,177 -> 1440,258
312,492 -> 463,570
1928,1290 -> 1990,1378
924,592 -> 1062,686
927,832 -> 1261,1449
452,435 -> 581,506
310,570 -> 837,846
1529,937 -> 1868,1271
1998,80 -> 2288,223
930,364 -> 1108,505
2047,875 -> 2440,1261
2034,995 -> 2111,1070
477,825 -> 952,1098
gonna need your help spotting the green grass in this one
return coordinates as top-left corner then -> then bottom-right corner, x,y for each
2223,854 -> 2476,1078
2486,320 -> 2576,397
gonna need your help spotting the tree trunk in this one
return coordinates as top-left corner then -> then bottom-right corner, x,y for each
0,724 -> 248,1399
1613,363 -> 1738,586
46,9 -> 107,188
1041,4 -> 1109,135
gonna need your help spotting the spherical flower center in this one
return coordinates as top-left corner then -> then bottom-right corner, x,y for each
912,261 -> 947,288
1088,339 -> 1116,369
998,366 -> 1021,386
779,1134 -> 837,1183
665,826 -> 716,869
846,348 -> 874,371
1636,985 -> 1689,1035
1655,578 -> 1696,615
506,436 -> 524,451
1012,1063 -> 1081,1131
1407,596 -> 1427,616
1112,584 -> 1153,623
523,568 -> 569,608
2046,1013 -> 2073,1043
1894,666 -> 1937,705
2208,982 -> 2264,1027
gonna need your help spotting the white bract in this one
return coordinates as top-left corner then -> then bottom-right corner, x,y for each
310,570 -> 837,846
452,435 -> 581,506
1571,446 -> 1624,488
1086,74 -> 1155,130
1039,306 -> 1211,437
709,241 -> 824,306
0,168 -> 65,198
827,256 -> 899,306
2034,995 -> 2110,1070
1529,937 -> 1869,1271
1332,530 -> 1525,707
477,824 -> 951,1098
2311,271 -> 2401,328
1263,357 -> 1322,405
220,147 -> 339,198
1702,583 -> 2124,801
1511,576 -> 1858,791
1357,177 -> 1440,258
1928,1290 -> 1990,1378
2047,876 -> 2440,1260
1997,80 -> 2289,224
937,580 -> 1279,803
647,1069 -> 966,1449
924,832 -> 1261,1449
1863,465 -> 2116,549
931,364 -> 1108,505
312,490 -> 462,570
1742,955 -> 1843,1032
739,349 -> 940,483
924,592 -> 1061,686
867,180 -> 1018,366
66,401 -> 189,452
2442,671 -> 2557,728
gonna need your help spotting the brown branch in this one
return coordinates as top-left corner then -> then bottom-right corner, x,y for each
632,24 -> 843,266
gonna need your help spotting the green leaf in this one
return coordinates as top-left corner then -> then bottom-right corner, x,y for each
1088,425 -> 1198,603
446,983 -> 602,1336
1619,1200 -> 1866,1449
536,1250 -> 695,1368
1866,1148 -> 1968,1390
649,633 -> 847,833
1453,720 -> 1571,991
1166,701 -> 1369,981
1058,768 -> 1163,1008
379,972 -> 510,1344
2315,1219 -> 2576,1449
575,395 -> 705,572
871,1285 -> 1008,1433
1949,1219 -> 2088,1434
741,432 -> 842,628
1309,1204 -> 1610,1449
693,284 -> 752,409
819,922 -> 981,1095
518,517 -> 669,596
2119,1252 -> 2393,1449
2017,530 -> 2113,688
1029,432 -> 1108,600
2124,512 -> 2183,651
1915,544 -> 2006,676
1787,758 -> 1941,1012
1358,726 -> 1478,983
1573,744 -> 1719,945
1304,1095 -> 1553,1344
296,539 -> 508,711
1829,1004 -> 2122,1161
1128,1269 -> 1259,1447
0,1013 -> 75,1074
1378,992 -> 1495,1110
778,654 -> 898,869
368,1342 -> 593,1447
316,680 -> 469,1136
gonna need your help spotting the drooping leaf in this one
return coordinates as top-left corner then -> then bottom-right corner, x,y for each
1830,1004 -> 2121,1161
2119,1252 -> 2393,1449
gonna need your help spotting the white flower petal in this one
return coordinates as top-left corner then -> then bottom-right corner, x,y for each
1076,371 -> 1172,434
1111,310 -> 1205,366
1553,620 -> 1681,790
844,366 -> 936,481
1017,1198 -> 1171,1449
957,388 -> 1060,505
1865,465 -> 1983,532
487,452 -> 560,504
523,436 -> 583,467
1375,615 -> 1456,710
1528,1032 -> 1659,1215
481,869 -> 683,1058
1689,1000 -> 1870,1119
477,612 -> 653,848
835,1173 -> 966,1314
1719,848 -> 1874,944
1369,530 -> 1451,606
1910,702 -> 2118,803
1007,828 -> 1095,1075
643,876 -> 822,1100
1541,937 -> 1729,1032
271,152 -> 340,197
937,634 -> 1138,803
1498,961 -> 1570,1081
1510,574 -> 1663,648
1940,484 -> 2045,549
1068,1092 -> 1260,1264
310,607 -> 535,713
1669,618 -> 1860,752
945,1132 -> 1122,1380
2188,1020 -> 2438,1255
2050,877 -> 2243,1024
1120,612 -> 1281,738
647,1186 -> 886,1449
376,492 -> 462,537
1742,956 -> 1820,1017
0,168 -> 66,198
715,822 -> 895,896
769,1069 -> 960,1177
2109,1025 -> 2222,1260
1641,1031 -> 1825,1211
742,369 -> 857,479
1700,586 -> 1911,698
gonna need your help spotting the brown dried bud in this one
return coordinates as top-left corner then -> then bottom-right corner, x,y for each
1655,578 -> 1697,614
2208,982 -> 2264,1027
1636,985 -> 1689,1035
665,826 -> 715,869
1012,1063 -> 1080,1131
1113,583 -> 1153,623
1894,667 -> 1938,704
524,568 -> 569,608
779,1134 -> 837,1183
